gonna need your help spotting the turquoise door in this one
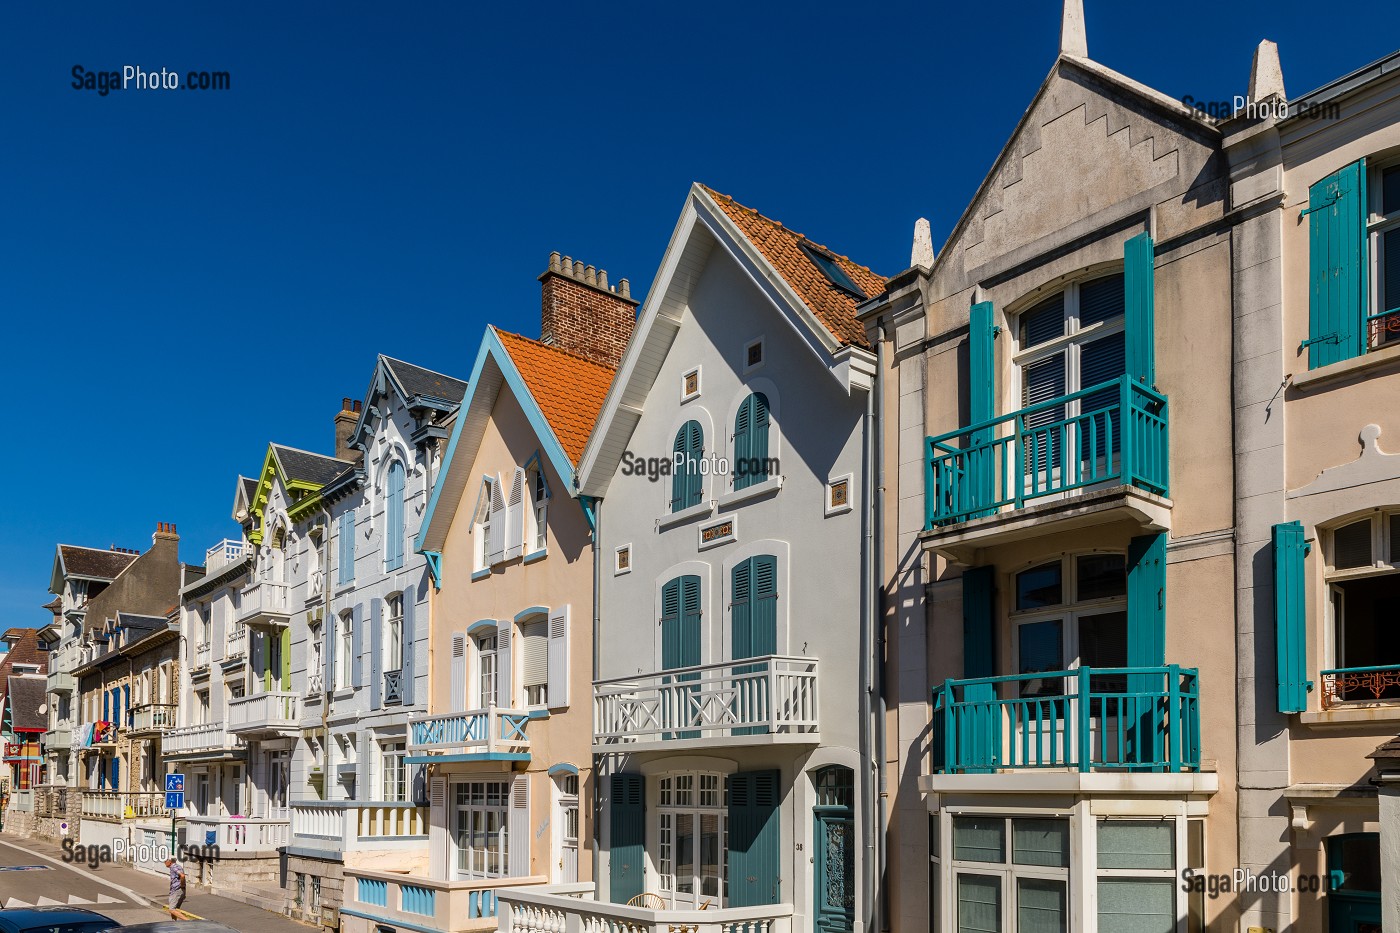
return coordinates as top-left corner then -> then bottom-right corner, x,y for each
813,767 -> 855,933
1327,833 -> 1382,932
661,576 -> 702,739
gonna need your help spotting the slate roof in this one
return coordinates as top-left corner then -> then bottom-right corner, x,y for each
41,597 -> 61,612
271,444 -> 354,487
7,676 -> 46,731
383,356 -> 470,406
57,545 -> 138,580
700,185 -> 885,349
1368,736 -> 1400,762
240,476 -> 258,503
0,629 -> 46,675
495,329 -> 616,465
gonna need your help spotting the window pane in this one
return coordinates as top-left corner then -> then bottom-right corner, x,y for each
1013,818 -> 1069,867
953,817 -> 1005,863
1079,274 -> 1125,327
1078,612 -> 1128,669
1077,554 -> 1126,601
1097,820 -> 1174,870
1017,877 -> 1067,933
1384,166 -> 1400,217
1097,879 -> 1174,933
1017,562 -> 1063,610
1379,229 -> 1400,348
1021,294 -> 1065,348
1018,620 -> 1064,698
1328,833 -> 1382,893
1334,519 -> 1373,569
956,873 -> 1002,933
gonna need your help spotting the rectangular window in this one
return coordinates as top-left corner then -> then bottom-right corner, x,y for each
1096,819 -> 1177,933
946,815 -> 1070,933
1370,164 -> 1400,350
453,780 -> 510,878
476,635 -> 498,708
386,595 -> 403,671
381,742 -> 407,802
337,614 -> 354,690
1325,512 -> 1400,706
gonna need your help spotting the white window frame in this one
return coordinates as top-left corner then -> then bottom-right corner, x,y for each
743,337 -> 765,374
655,771 -> 727,910
1368,161 -> 1400,350
452,779 -> 511,879
475,634 -> 498,709
1323,509 -> 1400,680
337,611 -> 354,691
944,813 -> 1072,933
473,477 -> 494,573
519,617 -> 548,709
386,594 -> 404,673
681,366 -> 702,403
1010,552 -> 1128,679
380,740 -> 407,802
614,544 -> 632,576
553,772 -> 581,883
1012,276 -> 1126,403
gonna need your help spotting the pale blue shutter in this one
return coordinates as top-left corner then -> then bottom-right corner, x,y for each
324,615 -> 336,694
400,588 -> 415,706
338,510 -> 355,584
386,462 -> 405,571
1274,522 -> 1312,712
1307,160 -> 1367,368
351,603 -> 364,689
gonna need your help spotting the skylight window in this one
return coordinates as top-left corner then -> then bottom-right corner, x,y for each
800,241 -> 867,299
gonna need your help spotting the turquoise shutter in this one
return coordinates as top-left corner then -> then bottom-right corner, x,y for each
400,589 -> 415,706
968,302 -> 996,516
1307,160 -> 1367,368
688,421 -> 704,507
661,578 -> 682,670
731,560 -> 752,660
1126,533 -> 1167,668
734,396 -> 753,491
732,557 -> 778,737
609,773 -> 646,903
386,462 -> 405,571
751,556 -> 778,657
1274,521 -> 1312,713
1124,232 -> 1156,385
960,566 -> 998,774
671,422 -> 705,511
728,770 -> 782,907
680,575 -> 702,667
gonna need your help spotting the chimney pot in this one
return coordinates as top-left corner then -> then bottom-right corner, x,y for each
561,256 -> 572,273
549,251 -> 562,272
619,278 -> 631,299
572,260 -> 585,278
598,269 -> 609,290
584,264 -> 597,286
538,254 -> 639,369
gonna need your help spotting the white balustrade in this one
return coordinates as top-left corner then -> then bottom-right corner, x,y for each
130,704 -> 178,732
407,707 -> 531,754
292,802 -> 428,850
204,539 -> 251,574
185,816 -> 289,853
228,691 -> 299,733
164,722 -> 239,755
498,884 -> 794,933
237,581 -> 290,623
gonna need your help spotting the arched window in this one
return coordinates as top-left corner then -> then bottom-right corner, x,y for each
671,421 -> 704,512
385,461 -> 406,571
733,392 -> 771,491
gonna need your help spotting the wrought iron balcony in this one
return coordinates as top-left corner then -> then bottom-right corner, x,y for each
593,655 -> 819,751
407,708 -> 531,758
1321,664 -> 1400,708
925,375 -> 1168,528
383,669 -> 403,705
930,665 -> 1200,774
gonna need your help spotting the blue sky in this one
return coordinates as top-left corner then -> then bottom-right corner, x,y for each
1,1 -> 1396,627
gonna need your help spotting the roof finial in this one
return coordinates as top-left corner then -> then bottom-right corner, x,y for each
1060,0 -> 1087,59
1248,39 -> 1286,104
911,218 -> 935,269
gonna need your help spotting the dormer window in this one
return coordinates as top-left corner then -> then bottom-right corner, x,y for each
800,241 -> 867,299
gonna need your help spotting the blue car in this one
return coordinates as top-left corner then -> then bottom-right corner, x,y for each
0,908 -> 117,933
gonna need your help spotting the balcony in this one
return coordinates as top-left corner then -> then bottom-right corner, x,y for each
923,377 -> 1169,561
1321,664 -> 1400,709
10,790 -> 34,813
48,671 -> 76,694
184,815 -> 289,854
928,666 -> 1200,777
344,869 -> 542,933
194,642 -> 212,669
497,883 -> 794,933
228,691 -> 300,736
45,728 -> 73,751
383,669 -> 403,705
291,801 -> 427,856
205,538 -> 252,575
236,580 -> 291,626
80,791 -> 173,822
129,703 -> 178,735
225,626 -> 247,661
407,708 -> 531,761
593,655 -> 820,752
164,722 -> 242,758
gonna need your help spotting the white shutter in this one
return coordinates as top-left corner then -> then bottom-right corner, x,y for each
487,474 -> 507,565
521,622 -> 548,701
496,619 -> 513,709
504,468 -> 526,560
508,773 -> 530,877
451,634 -> 466,713
431,777 -> 447,808
547,604 -> 570,709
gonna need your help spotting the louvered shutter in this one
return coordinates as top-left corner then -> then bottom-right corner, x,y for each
339,510 -> 356,585
661,579 -> 682,671
547,604 -> 570,709
450,634 -> 466,713
688,421 -> 704,506
680,576 -> 702,667
386,462 -> 405,571
508,774 -> 531,877
734,395 -> 752,490
960,566 -> 998,774
487,473 -> 507,565
521,621 -> 548,701
1307,160 -> 1367,369
504,468 -> 526,560
280,625 -> 292,691
609,773 -> 645,904
969,301 -> 995,428
370,597 -> 383,709
1274,522 -> 1312,712
351,603 -> 364,688
324,615 -> 336,695
1082,330 -> 1127,460
1124,233 -> 1156,385
1022,353 -> 1067,477
731,561 -> 753,661
496,618 -> 513,708
727,770 -> 781,907
400,590 -> 415,706
752,556 -> 778,657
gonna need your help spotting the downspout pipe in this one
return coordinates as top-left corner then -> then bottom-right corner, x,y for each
590,495 -> 603,897
873,319 -> 890,933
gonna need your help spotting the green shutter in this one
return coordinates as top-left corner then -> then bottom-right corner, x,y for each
1125,232 -> 1156,385
662,575 -> 702,739
733,556 -> 778,737
969,302 -> 995,428
688,421 -> 704,506
680,575 -> 703,667
734,393 -> 771,492
731,561 -> 752,660
727,770 -> 782,907
960,566 -> 999,774
1127,533 -> 1166,668
609,773 -> 645,903
281,625 -> 292,691
672,421 -> 705,511
1307,160 -> 1367,369
1274,521 -> 1313,713
661,578 -> 682,670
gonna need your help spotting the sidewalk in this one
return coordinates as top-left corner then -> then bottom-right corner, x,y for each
0,831 -> 309,931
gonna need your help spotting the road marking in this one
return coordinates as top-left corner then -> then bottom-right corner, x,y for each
96,893 -> 124,903
67,894 -> 96,904
36,896 -> 64,906
0,839 -> 151,909
4,898 -> 33,909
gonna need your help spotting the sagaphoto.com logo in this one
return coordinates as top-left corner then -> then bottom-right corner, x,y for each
619,449 -> 780,484
71,64 -> 231,97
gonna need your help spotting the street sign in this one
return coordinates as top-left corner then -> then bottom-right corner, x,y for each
59,821 -> 69,836
165,773 -> 185,794
165,791 -> 185,810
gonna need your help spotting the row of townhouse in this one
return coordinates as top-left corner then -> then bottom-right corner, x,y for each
9,6 -> 1400,931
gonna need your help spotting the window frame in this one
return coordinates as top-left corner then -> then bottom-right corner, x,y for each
655,771 -> 728,909
337,611 -> 354,691
386,594 -> 404,674
1010,552 -> 1129,689
518,616 -> 549,709
474,633 -> 499,709
946,814 -> 1072,933
1011,274 -> 1126,420
473,476 -> 494,573
380,740 -> 407,802
1367,160 -> 1400,350
451,779 -> 512,879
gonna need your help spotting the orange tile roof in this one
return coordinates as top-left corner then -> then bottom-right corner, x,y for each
495,329 -> 616,465
700,185 -> 885,349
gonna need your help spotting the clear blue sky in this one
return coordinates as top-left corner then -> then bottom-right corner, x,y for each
1,1 -> 1396,627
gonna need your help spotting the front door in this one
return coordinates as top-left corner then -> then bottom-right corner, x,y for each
813,767 -> 855,933
1327,833 -> 1382,933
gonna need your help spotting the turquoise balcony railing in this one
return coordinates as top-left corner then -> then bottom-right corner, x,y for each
406,707 -> 531,757
924,376 -> 1168,528
931,666 -> 1200,774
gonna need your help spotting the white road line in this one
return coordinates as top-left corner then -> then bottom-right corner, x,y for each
0,838 -> 152,909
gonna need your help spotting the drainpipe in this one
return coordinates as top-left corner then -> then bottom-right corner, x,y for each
871,319 -> 889,933
590,495 -> 603,897
319,504 -> 333,805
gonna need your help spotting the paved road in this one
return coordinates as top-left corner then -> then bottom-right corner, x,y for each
0,832 -> 308,931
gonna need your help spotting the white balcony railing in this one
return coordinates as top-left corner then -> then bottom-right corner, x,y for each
185,816 -> 289,853
307,672 -> 324,695
225,625 -> 247,660
80,791 -> 172,821
45,728 -> 73,751
237,581 -> 290,624
164,722 -> 240,756
48,671 -> 76,693
498,883 -> 794,933
129,704 -> 178,733
291,802 -> 427,852
407,707 -> 531,755
205,539 -> 252,574
194,642 -> 211,668
346,868 -> 544,931
593,655 -> 819,747
228,691 -> 299,734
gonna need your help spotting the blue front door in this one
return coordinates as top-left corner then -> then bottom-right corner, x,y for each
1327,833 -> 1382,933
813,767 -> 855,933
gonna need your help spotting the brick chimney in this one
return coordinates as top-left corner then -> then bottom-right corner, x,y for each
538,252 -> 639,370
334,399 -> 364,462
153,522 -> 179,544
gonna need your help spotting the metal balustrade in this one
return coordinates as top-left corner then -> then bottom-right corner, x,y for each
925,376 -> 1169,527
498,883 -> 794,933
407,708 -> 531,755
1321,664 -> 1400,708
383,669 -> 403,705
593,655 -> 819,745
930,665 -> 1200,774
